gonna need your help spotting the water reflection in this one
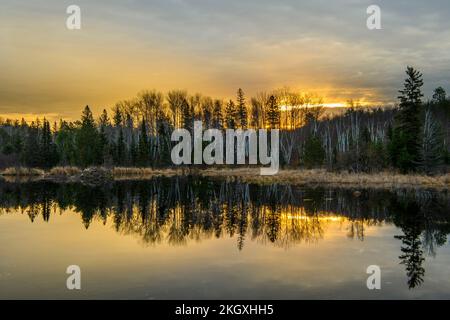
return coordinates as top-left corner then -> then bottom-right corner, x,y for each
0,178 -> 449,290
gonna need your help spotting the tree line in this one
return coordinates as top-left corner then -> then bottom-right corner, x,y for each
0,66 -> 449,173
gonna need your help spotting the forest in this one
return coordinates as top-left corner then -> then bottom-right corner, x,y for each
0,66 -> 449,174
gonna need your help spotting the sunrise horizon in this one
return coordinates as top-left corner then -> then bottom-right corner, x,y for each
2,1 -> 449,121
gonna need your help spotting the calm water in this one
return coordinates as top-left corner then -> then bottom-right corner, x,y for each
0,178 -> 449,299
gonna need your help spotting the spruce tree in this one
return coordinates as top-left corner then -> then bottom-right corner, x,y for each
432,87 -> 446,104
266,95 -> 280,129
225,100 -> 237,129
24,122 -> 41,167
390,66 -> 424,172
40,119 -> 58,168
98,109 -> 110,165
76,106 -> 100,167
303,135 -> 325,168
55,120 -> 77,166
236,88 -> 248,128
113,106 -> 123,127
212,99 -> 224,129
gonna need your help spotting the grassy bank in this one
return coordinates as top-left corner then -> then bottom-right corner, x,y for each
0,166 -> 449,190
199,168 -> 450,190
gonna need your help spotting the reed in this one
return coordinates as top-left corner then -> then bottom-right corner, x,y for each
0,166 -> 448,189
0,167 -> 45,176
48,166 -> 82,176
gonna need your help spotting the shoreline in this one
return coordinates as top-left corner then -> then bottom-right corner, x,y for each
0,166 -> 449,190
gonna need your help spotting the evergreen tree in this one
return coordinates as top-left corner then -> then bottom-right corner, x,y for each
236,88 -> 248,128
113,106 -> 123,127
23,122 -> 41,167
390,66 -> 424,172
11,129 -> 23,155
98,109 -> 110,165
40,119 -> 58,168
75,106 -> 100,167
99,109 -> 110,126
266,95 -> 280,129
303,135 -> 325,168
432,87 -> 446,104
56,120 -> 77,166
212,99 -> 224,129
225,100 -> 237,129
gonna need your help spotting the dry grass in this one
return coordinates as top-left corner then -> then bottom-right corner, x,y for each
48,166 -> 82,176
0,166 -> 448,190
198,168 -> 450,190
0,167 -> 45,176
111,167 -> 449,189
112,167 -> 184,179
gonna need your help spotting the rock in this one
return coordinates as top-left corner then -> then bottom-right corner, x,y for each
79,167 -> 113,186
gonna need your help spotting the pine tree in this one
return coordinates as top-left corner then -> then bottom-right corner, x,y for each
98,109 -> 110,165
303,135 -> 325,168
212,99 -> 224,129
236,88 -> 248,128
113,106 -> 123,127
76,106 -> 100,167
40,119 -> 58,168
390,66 -> 424,172
225,100 -> 237,129
432,87 -> 446,104
56,120 -> 77,166
266,95 -> 280,129
11,129 -> 23,155
24,122 -> 41,167
99,109 -> 110,126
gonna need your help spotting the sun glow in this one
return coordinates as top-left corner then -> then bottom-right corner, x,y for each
279,102 -> 346,111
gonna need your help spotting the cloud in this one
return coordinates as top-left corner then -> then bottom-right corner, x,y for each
1,0 -> 450,118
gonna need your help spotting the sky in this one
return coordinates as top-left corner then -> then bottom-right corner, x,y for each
1,0 -> 450,120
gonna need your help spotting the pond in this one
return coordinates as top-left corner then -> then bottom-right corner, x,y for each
0,178 -> 449,299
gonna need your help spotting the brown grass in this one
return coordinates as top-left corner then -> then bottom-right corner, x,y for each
198,168 -> 450,190
112,167 -> 184,179
48,166 -> 82,176
0,167 -> 45,176
0,166 -> 448,190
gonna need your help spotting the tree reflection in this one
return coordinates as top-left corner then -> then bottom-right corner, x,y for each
0,179 -> 449,289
